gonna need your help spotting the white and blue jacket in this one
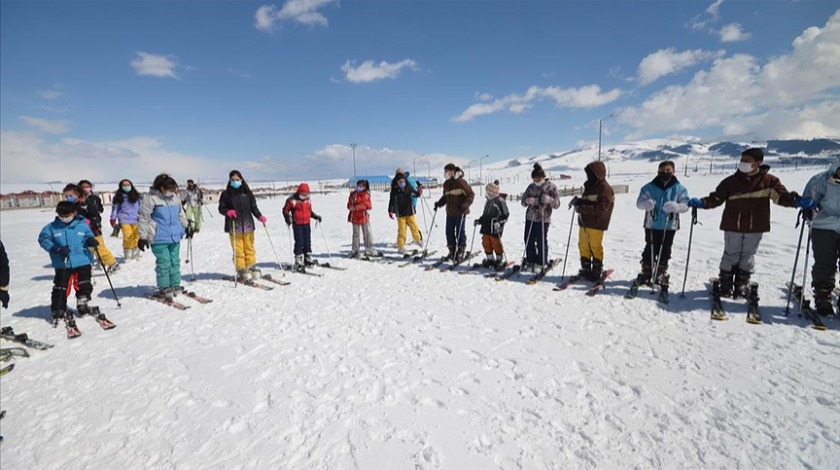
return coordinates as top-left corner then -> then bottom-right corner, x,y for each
636,176 -> 690,231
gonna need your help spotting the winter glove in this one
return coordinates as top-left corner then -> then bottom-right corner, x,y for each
433,199 -> 445,209
51,245 -> 70,256
225,209 -> 238,219
185,226 -> 195,239
492,221 -> 502,233
525,197 -> 538,206
85,238 -> 99,248
459,203 -> 469,213
473,219 -> 481,226
137,239 -> 149,252
389,212 -> 395,220
109,218 -> 117,227
662,201 -> 682,213
284,214 -> 293,226
568,197 -> 581,209
794,196 -> 817,210
258,215 -> 267,224
638,199 -> 656,211
540,195 -> 554,205
313,214 -> 322,222
0,289 -> 8,309
688,198 -> 704,209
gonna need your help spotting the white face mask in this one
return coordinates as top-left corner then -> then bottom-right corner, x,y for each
59,215 -> 74,224
738,162 -> 755,174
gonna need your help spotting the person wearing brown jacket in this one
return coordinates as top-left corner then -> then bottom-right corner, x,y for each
433,163 -> 475,261
688,147 -> 815,297
569,161 -> 615,281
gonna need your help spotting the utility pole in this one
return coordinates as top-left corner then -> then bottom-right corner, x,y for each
350,143 -> 357,181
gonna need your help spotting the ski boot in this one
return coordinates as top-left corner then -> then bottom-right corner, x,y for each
481,253 -> 495,268
169,286 -> 185,297
76,297 -> 93,316
733,269 -> 751,299
304,253 -> 316,267
364,249 -> 383,258
106,262 -> 121,274
294,255 -> 306,273
813,284 -> 835,316
494,256 -> 507,271
577,257 -> 592,280
397,246 -> 408,255
154,287 -> 176,302
455,247 -> 466,263
349,250 -> 361,259
589,259 -> 604,282
718,268 -> 736,298
236,269 -> 252,283
655,267 -> 670,304
248,266 -> 262,280
445,246 -> 456,261
51,309 -> 68,325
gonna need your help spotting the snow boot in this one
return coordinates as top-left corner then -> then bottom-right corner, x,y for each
294,255 -> 306,273
637,263 -> 652,286
655,265 -> 670,287
154,287 -> 175,302
733,268 -> 751,299
76,297 -> 92,316
248,266 -> 261,280
106,262 -> 121,274
455,246 -> 466,263
578,257 -> 592,280
482,253 -> 495,268
590,258 -> 604,282
718,268 -> 735,298
446,246 -> 456,261
236,269 -> 252,283
813,284 -> 835,316
304,253 -> 315,266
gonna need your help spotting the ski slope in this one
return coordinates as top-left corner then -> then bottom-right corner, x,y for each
1,153 -> 839,469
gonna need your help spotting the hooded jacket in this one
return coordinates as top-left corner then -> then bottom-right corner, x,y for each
636,175 -> 690,231
38,216 -> 96,269
347,189 -> 372,225
110,196 -> 142,225
577,161 -> 615,231
478,195 -> 509,236
699,164 -> 797,233
283,193 -> 318,225
521,180 -> 562,223
389,182 -> 420,217
139,189 -> 188,244
803,158 -> 840,232
218,186 -> 262,234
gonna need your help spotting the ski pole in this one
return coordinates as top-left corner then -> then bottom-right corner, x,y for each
94,246 -> 121,308
286,223 -> 296,267
204,204 -> 214,219
540,205 -> 547,269
467,219 -> 478,255
232,219 -> 238,288
188,237 -> 195,282
419,192 -> 430,235
420,206 -> 438,256
680,207 -> 698,298
784,211 -> 808,315
560,208 -> 575,280
651,216 -> 670,295
799,221 -> 813,314
317,220 -> 334,265
579,215 -> 594,266
262,223 -> 286,274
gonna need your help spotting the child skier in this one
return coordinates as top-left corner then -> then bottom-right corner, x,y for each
433,163 -> 474,261
803,157 -> 840,315
109,179 -> 143,261
389,172 -> 423,254
347,179 -> 378,258
520,163 -> 562,271
138,174 -> 189,300
218,170 -> 267,282
633,161 -> 690,291
688,148 -> 814,297
65,182 -> 120,273
283,183 -> 322,272
38,201 -> 99,320
474,181 -> 509,270
182,179 -> 204,233
570,161 -> 615,281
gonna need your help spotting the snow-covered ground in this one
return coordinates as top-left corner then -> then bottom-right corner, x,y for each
1,152 -> 839,469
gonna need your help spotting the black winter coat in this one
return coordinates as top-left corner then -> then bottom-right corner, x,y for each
388,185 -> 420,217
478,196 -> 509,236
218,188 -> 262,234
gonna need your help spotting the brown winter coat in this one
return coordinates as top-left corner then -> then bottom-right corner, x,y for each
577,161 -> 615,231
436,176 -> 475,216
699,165 -> 797,233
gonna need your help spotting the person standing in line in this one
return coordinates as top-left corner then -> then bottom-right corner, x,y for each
389,171 -> 424,254
219,170 -> 267,282
283,182 -> 322,272
520,163 -> 562,272
569,161 -> 615,281
109,179 -> 143,261
433,163 -> 474,261
182,179 -> 204,234
138,174 -> 189,300
802,157 -> 840,315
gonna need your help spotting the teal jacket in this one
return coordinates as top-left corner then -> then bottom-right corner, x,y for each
803,158 -> 840,232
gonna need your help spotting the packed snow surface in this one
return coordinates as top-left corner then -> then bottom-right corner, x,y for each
1,153 -> 839,469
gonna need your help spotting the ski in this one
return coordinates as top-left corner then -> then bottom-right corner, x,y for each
79,306 -> 116,330
495,263 -> 522,281
63,315 -> 82,339
260,274 -> 291,286
553,274 -> 583,291
487,260 -> 517,277
0,327 -> 54,350
709,278 -> 728,321
787,282 -> 827,330
423,256 -> 449,271
585,269 -> 615,296
399,250 -> 437,267
279,265 -> 324,277
144,293 -> 191,310
0,363 -> 14,376
745,282 -> 762,325
181,290 -> 214,303
225,275 -> 277,288
0,347 -> 30,361
526,258 -> 563,285
443,252 -> 480,271
313,261 -> 348,271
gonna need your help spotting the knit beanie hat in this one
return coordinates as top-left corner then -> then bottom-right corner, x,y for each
485,182 -> 500,198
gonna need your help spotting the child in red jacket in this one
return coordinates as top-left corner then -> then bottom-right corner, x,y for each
283,183 -> 322,272
347,180 -> 380,258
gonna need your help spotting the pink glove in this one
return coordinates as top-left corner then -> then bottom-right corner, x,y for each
226,210 -> 237,219
109,219 -> 117,227
84,218 -> 91,225
389,212 -> 395,219
258,215 -> 267,224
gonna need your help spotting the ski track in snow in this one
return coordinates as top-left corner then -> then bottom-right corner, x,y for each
1,160 -> 839,469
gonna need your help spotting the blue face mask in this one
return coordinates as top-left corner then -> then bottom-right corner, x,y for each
398,182 -> 406,189
230,180 -> 242,189
121,185 -> 131,193
355,186 -> 364,192
66,195 -> 78,203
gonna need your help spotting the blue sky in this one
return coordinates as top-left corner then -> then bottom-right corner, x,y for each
1,0 -> 838,184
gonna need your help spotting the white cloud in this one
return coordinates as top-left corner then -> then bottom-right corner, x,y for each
719,22 -> 751,42
255,0 -> 338,32
341,59 -> 419,83
706,0 -> 725,19
620,11 -> 840,140
131,52 -> 180,79
255,5 -> 280,32
689,0 -> 725,30
37,89 -> 61,100
0,132 -> 225,184
18,116 -> 72,134
637,48 -> 724,85
227,68 -> 252,79
452,85 -> 622,123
